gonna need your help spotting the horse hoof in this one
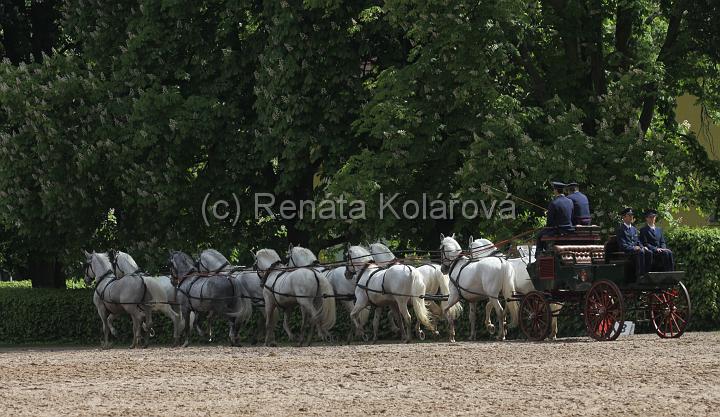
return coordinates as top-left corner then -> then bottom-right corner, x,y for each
449,338 -> 456,343
418,330 -> 426,341
361,333 -> 370,343
149,328 -> 156,338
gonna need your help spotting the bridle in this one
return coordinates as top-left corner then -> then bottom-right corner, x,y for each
84,258 -> 113,287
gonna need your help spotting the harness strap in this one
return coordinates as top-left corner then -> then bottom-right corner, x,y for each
447,257 -> 503,301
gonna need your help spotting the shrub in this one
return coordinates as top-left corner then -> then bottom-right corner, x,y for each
666,226 -> 720,330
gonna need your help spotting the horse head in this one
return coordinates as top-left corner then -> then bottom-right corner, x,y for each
369,242 -> 395,264
254,248 -> 282,271
469,238 -> 496,260
198,248 -> 230,273
83,250 -> 114,286
439,234 -> 463,273
287,245 -> 318,268
168,251 -> 196,284
345,245 -> 373,280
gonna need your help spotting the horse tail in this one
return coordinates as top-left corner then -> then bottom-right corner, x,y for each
234,278 -> 254,323
501,259 -> 519,329
436,268 -> 463,320
141,276 -> 161,307
315,276 -> 336,334
411,268 -> 434,331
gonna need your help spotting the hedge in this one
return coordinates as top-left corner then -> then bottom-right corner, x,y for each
1,227 -> 718,345
666,226 -> 720,330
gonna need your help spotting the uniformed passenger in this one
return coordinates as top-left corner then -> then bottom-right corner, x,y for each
616,208 -> 653,277
535,181 -> 575,252
639,209 -> 674,272
565,182 -> 591,226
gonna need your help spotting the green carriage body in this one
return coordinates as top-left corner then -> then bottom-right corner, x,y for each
521,225 -> 691,341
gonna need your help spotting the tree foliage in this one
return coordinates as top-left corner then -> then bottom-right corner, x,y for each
0,0 -> 719,282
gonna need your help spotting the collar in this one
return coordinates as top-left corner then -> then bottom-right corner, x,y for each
624,222 -> 632,228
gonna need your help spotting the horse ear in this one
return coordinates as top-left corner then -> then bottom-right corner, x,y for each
440,233 -> 445,241
249,250 -> 256,259
468,236 -> 474,246
451,233 -> 456,239
83,249 -> 91,258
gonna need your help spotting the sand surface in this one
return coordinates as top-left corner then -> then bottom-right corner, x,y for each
1,332 -> 719,416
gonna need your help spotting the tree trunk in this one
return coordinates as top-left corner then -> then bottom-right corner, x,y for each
28,253 -> 65,289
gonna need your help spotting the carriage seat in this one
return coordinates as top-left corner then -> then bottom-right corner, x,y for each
554,245 -> 606,265
604,236 -> 629,262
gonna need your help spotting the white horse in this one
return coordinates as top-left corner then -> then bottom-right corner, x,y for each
439,235 -> 516,342
255,248 -> 336,346
369,242 -> 462,341
197,248 -> 274,345
346,245 -> 434,343
286,245 -> 371,344
83,251 -> 149,348
469,238 -> 561,339
111,250 -> 184,346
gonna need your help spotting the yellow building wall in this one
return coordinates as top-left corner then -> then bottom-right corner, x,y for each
673,94 -> 720,226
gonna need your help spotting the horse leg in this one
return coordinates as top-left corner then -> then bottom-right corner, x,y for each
264,301 -> 278,347
182,308 -> 195,348
444,292 -> 461,343
489,299 -> 505,341
97,306 -> 112,348
107,313 -> 118,337
343,301 -> 355,344
396,301 -> 413,343
228,318 -> 241,346
484,301 -> 496,335
550,303 -> 561,340
282,310 -> 296,342
128,309 -> 142,349
349,293 -> 369,342
251,308 -> 266,346
142,309 -> 154,335
468,302 -> 478,340
297,307 -> 307,347
297,299 -> 321,347
161,305 -> 182,347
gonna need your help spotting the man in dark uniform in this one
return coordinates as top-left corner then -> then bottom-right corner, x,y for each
535,181 -> 575,252
616,208 -> 653,277
639,209 -> 674,271
565,182 -> 591,225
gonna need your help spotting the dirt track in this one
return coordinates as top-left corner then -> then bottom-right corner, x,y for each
1,332 -> 719,416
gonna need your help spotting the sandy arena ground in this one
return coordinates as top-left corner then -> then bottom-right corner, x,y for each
1,332 -> 719,416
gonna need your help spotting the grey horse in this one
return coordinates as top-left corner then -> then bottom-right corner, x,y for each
168,251 -> 253,347
111,250 -> 185,346
84,251 -> 150,348
197,248 -> 273,345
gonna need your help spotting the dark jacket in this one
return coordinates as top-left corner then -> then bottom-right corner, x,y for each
639,225 -> 668,251
567,191 -> 591,225
616,223 -> 642,252
546,195 -> 575,232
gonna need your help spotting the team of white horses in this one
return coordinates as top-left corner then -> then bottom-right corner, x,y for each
83,234 -> 560,348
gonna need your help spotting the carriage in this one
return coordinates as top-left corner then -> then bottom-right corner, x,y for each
520,225 -> 691,341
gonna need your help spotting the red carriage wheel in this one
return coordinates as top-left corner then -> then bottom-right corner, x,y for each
650,281 -> 691,338
519,291 -> 551,341
584,280 -> 624,341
